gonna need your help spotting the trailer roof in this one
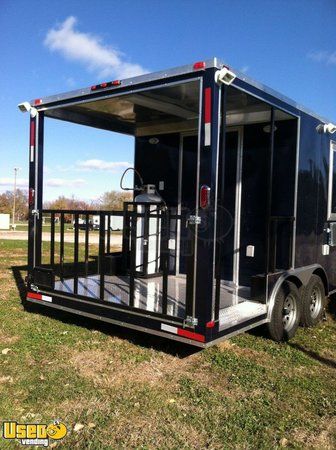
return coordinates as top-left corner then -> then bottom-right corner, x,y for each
29,57 -> 332,124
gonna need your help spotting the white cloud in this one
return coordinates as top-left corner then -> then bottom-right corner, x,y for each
0,177 -> 85,189
307,50 -> 336,65
240,65 -> 250,74
77,159 -> 130,171
65,76 -> 76,88
0,177 -> 28,188
46,178 -> 85,187
44,16 -> 148,79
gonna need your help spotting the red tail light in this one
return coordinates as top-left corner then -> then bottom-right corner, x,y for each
200,185 -> 210,209
90,80 -> 121,91
193,61 -> 206,70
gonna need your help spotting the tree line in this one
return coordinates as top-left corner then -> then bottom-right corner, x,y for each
0,189 -> 132,221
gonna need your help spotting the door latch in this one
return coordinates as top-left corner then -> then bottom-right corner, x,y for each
30,283 -> 39,292
183,316 -> 198,328
186,215 -> 201,227
31,209 -> 39,219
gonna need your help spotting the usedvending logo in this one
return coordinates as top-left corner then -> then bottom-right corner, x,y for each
2,419 -> 67,447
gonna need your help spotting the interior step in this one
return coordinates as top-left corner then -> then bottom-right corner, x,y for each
219,301 -> 267,331
219,281 -> 251,308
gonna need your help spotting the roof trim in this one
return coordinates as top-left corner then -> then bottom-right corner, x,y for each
27,57 -> 333,124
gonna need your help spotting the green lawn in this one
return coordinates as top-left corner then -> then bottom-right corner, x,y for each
0,239 -> 335,449
14,222 -> 121,235
15,223 -> 87,233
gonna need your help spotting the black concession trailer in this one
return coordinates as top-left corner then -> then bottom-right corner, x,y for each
18,58 -> 336,347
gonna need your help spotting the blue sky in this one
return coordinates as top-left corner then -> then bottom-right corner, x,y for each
1,0 -> 335,201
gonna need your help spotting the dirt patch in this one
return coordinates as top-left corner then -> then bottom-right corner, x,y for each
55,397 -> 111,421
0,376 -> 14,384
100,415 -> 215,450
69,348 -> 201,388
321,349 -> 336,360
293,417 -> 336,449
67,346 -> 246,405
0,329 -> 20,345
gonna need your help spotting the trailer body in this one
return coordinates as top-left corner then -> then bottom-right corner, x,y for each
21,58 -> 335,346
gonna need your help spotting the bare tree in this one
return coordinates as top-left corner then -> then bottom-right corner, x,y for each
99,190 -> 132,210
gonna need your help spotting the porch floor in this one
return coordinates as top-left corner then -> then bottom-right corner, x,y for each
54,275 -> 257,319
55,274 -> 187,317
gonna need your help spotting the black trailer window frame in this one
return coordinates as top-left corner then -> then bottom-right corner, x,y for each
327,140 -> 336,220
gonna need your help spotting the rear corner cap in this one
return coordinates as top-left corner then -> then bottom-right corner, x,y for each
215,67 -> 236,85
17,101 -> 37,117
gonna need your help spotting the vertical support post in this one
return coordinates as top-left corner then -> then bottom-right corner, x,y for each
35,112 -> 44,267
99,212 -> 105,301
85,213 -> 89,278
28,113 -> 43,272
106,213 -> 111,254
50,212 -> 55,268
60,213 -> 64,281
193,69 -> 221,333
214,84 -> 227,323
265,107 -> 275,274
27,115 -> 36,273
129,205 -> 137,308
122,203 -> 130,274
74,214 -> 79,294
155,206 -> 160,273
161,207 -> 169,315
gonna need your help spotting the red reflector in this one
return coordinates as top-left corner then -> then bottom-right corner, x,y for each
206,320 -> 215,328
30,120 -> 36,146
204,87 -> 211,123
27,292 -> 42,300
28,188 -> 35,206
177,328 -> 205,343
193,61 -> 206,70
100,82 -> 108,88
34,99 -> 42,105
91,85 -> 97,91
112,80 -> 121,86
200,185 -> 210,209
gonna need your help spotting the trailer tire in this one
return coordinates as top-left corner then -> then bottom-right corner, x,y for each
300,275 -> 325,327
268,280 -> 301,342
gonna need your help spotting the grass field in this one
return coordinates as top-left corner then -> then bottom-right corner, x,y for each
0,238 -> 335,449
14,222 -> 120,233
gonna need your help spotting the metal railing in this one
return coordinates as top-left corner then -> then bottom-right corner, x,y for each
42,209 -> 124,291
39,205 -> 188,318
